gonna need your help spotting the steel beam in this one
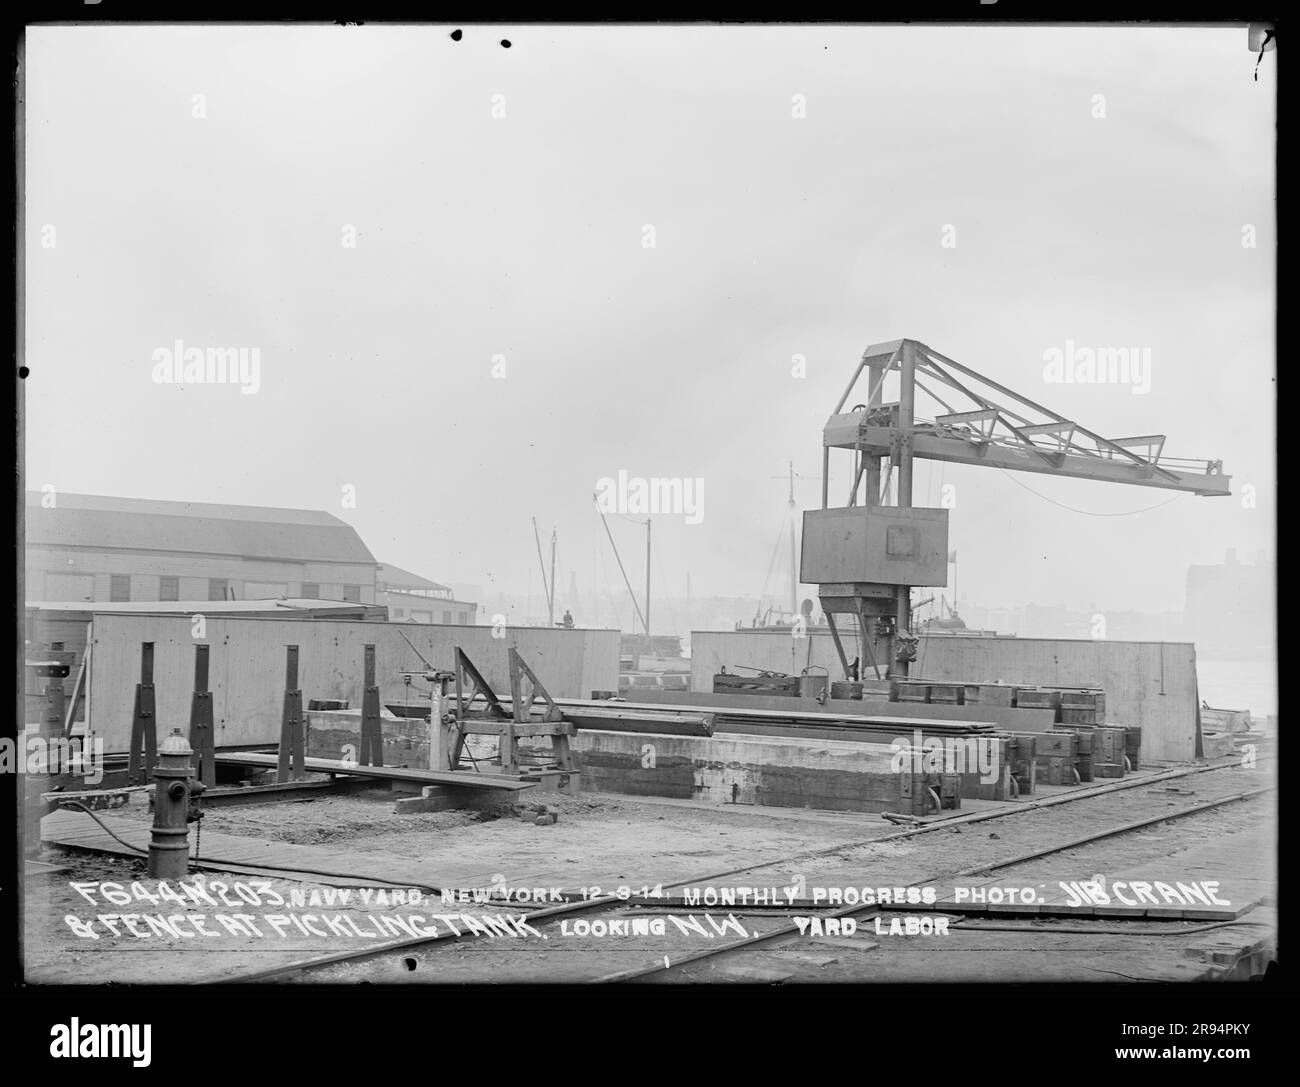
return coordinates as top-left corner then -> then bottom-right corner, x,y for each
830,426 -> 1230,495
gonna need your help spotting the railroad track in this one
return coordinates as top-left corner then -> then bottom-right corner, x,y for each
233,755 -> 1273,984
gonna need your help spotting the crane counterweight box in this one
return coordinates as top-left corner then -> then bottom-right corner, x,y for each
800,507 -> 949,587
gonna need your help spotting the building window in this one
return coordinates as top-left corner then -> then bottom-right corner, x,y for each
301,583 -> 319,599
159,576 -> 179,601
458,611 -> 468,624
342,584 -> 361,603
110,575 -> 131,602
208,579 -> 228,601
394,608 -> 405,617
442,610 -> 452,624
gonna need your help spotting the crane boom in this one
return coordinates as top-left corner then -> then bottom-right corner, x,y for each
823,339 -> 1229,497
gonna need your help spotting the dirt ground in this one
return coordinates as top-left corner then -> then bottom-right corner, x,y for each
95,782 -> 902,884
24,758 -> 1276,986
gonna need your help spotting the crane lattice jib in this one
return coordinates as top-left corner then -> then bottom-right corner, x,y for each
823,339 -> 1230,498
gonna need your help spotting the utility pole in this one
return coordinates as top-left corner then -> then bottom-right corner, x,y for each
532,517 -> 556,626
644,518 -> 652,641
549,529 -> 557,627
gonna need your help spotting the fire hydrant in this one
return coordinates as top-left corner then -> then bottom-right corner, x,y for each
148,729 -> 205,879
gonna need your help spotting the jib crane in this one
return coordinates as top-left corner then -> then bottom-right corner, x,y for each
802,338 -> 1230,681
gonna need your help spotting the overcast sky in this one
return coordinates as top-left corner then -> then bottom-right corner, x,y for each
23,24 -> 1275,618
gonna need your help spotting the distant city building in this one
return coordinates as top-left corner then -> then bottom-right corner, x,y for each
25,492 -> 378,605
376,562 -> 478,625
1185,549 -> 1274,658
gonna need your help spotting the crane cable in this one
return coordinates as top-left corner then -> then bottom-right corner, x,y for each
996,469 -> 1185,516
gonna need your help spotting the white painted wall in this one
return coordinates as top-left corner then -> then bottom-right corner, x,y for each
26,546 -> 377,603
86,613 -> 620,752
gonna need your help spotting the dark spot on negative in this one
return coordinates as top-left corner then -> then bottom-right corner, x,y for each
450,29 -> 462,41
18,366 -> 29,378
500,39 -> 511,49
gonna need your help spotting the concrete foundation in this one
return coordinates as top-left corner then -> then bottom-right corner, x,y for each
570,729 -> 1013,813
305,711 -> 1013,814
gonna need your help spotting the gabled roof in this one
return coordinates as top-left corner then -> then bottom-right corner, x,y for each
26,492 -> 376,565
375,562 -> 449,593
27,599 -> 377,615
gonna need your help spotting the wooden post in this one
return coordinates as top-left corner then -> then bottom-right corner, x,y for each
359,645 -> 383,767
277,645 -> 304,782
502,656 -> 521,776
189,644 -> 215,787
429,682 -> 447,771
127,643 -> 157,786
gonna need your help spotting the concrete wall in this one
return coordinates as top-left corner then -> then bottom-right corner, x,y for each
86,614 -> 619,753
571,730 -> 1010,812
573,730 -> 912,812
689,630 -> 1200,762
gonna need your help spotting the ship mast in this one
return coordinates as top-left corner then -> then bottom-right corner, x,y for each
786,460 -> 798,617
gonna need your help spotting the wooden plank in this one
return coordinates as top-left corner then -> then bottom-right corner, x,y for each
214,752 -> 536,791
591,698 -> 994,732
561,712 -> 714,737
200,779 -> 360,807
461,719 -> 575,738
627,689 -> 1055,732
477,696 -> 717,737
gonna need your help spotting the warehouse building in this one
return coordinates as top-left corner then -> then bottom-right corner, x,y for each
25,491 -> 379,605
376,562 -> 478,625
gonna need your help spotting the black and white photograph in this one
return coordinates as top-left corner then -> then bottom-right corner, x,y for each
8,13 -> 1281,1035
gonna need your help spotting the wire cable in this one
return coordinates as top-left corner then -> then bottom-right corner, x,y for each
996,468 -> 1184,516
